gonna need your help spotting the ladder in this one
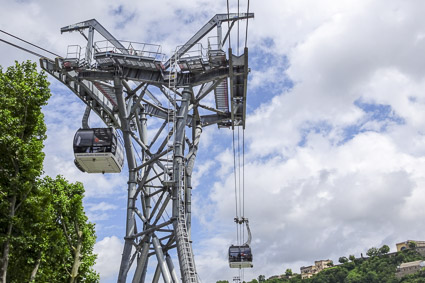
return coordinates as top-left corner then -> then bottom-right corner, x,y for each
176,194 -> 197,282
166,53 -> 178,181
167,52 -> 198,283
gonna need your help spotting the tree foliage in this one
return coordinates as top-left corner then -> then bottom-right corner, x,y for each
0,62 -> 98,282
366,247 -> 380,257
339,256 -> 349,264
379,245 -> 390,255
0,60 -> 51,281
7,176 -> 98,282
241,246 -> 425,283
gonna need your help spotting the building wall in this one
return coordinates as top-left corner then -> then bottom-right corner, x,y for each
315,260 -> 332,270
415,247 -> 425,257
300,265 -> 316,279
300,259 -> 331,279
396,240 -> 425,252
396,261 -> 425,279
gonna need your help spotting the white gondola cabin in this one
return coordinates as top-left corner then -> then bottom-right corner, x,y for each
73,128 -> 124,173
229,244 -> 253,268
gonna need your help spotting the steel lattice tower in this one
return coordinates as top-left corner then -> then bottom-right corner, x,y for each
40,12 -> 253,282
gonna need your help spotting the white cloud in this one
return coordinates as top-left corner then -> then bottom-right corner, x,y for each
195,131 -> 425,280
192,2 -> 425,280
87,202 -> 119,212
93,236 -> 124,281
3,0 -> 425,281
192,160 -> 215,188
85,202 -> 119,221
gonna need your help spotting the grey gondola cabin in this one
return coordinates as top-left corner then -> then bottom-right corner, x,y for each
73,128 -> 124,173
229,244 -> 253,268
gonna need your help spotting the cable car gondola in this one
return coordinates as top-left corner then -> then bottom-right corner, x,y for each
73,127 -> 124,173
229,219 -> 253,268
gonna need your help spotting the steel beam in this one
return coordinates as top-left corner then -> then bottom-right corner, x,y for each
153,235 -> 172,283
116,76 -> 139,283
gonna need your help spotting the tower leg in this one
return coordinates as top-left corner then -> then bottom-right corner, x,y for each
153,235 -> 172,283
115,77 -> 138,283
153,264 -> 161,283
132,240 -> 150,283
166,253 -> 179,283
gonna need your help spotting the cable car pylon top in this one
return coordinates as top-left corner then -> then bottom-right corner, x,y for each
32,9 -> 254,283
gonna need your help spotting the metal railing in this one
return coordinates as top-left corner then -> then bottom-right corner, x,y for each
65,45 -> 82,60
94,40 -> 164,61
175,43 -> 208,61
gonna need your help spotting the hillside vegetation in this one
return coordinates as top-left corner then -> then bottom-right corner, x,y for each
219,246 -> 425,283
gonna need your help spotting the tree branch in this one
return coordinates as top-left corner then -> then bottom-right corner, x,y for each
60,216 -> 74,251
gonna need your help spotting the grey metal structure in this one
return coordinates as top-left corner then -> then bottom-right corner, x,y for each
39,13 -> 253,282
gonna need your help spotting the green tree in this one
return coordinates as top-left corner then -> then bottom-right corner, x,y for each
285,268 -> 293,276
258,275 -> 265,282
40,176 -> 98,283
346,270 -> 363,283
242,246 -> 425,283
349,255 -> 356,262
379,244 -> 390,255
6,176 -> 99,283
0,61 -> 51,281
6,177 -> 58,282
339,256 -> 349,264
366,247 -> 379,257
0,62 -> 98,282
408,241 -> 417,249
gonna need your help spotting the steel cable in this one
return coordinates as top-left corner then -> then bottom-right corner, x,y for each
0,29 -> 61,57
0,38 -> 45,58
245,0 -> 250,48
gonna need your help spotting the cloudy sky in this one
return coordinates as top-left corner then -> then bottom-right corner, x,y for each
2,0 -> 425,282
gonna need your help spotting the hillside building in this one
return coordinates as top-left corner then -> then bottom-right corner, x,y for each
396,260 -> 425,279
396,240 -> 425,251
300,259 -> 332,279
396,240 -> 425,257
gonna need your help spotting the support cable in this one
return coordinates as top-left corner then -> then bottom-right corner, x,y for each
232,130 -> 238,219
226,0 -> 231,49
237,127 -> 242,222
0,29 -> 61,57
245,0 -> 250,48
243,129 -> 245,218
0,38 -> 45,58
237,0 -> 240,55
242,128 -> 245,246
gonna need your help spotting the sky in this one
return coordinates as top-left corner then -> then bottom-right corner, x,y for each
1,0 -> 425,282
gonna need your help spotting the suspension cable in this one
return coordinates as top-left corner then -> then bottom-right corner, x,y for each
242,129 -> 245,218
231,0 -> 251,248
237,127 -> 242,220
0,29 -> 61,57
226,0 -> 231,49
0,38 -> 45,58
232,130 -> 238,219
237,0 -> 240,54
245,0 -> 250,48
